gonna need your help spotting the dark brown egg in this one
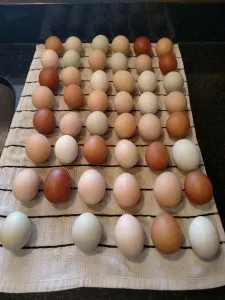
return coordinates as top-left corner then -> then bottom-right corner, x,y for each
145,141 -> 169,171
33,109 -> 56,134
45,36 -> 62,55
64,84 -> 84,109
133,36 -> 152,56
83,135 -> 107,164
184,171 -> 213,205
159,54 -> 177,74
166,112 -> 190,139
39,67 -> 59,93
44,167 -> 71,203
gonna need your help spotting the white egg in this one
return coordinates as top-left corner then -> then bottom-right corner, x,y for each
86,111 -> 108,135
1,211 -> 32,251
90,70 -> 109,91
138,92 -> 158,114
54,135 -> 78,164
138,71 -> 157,92
41,49 -> 58,68
189,216 -> 220,260
115,139 -> 138,168
115,214 -> 144,259
163,71 -> 184,93
172,139 -> 200,172
110,52 -> 128,73
92,35 -> 109,54
63,50 -> 80,68
78,169 -> 105,205
65,36 -> 82,53
72,213 -> 102,252
138,114 -> 161,141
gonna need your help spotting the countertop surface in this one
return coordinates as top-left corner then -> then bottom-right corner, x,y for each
0,42 -> 225,298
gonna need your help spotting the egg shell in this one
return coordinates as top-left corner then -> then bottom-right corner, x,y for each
166,112 -> 190,139
83,135 -> 107,164
114,113 -> 136,139
92,35 -> 109,54
44,167 -> 71,203
113,70 -> 135,93
25,133 -> 51,163
115,214 -> 144,259
72,213 -> 102,253
87,90 -> 108,111
115,139 -> 138,168
156,38 -> 173,57
45,36 -> 62,55
1,211 -> 31,251
54,135 -> 78,164
138,71 -> 157,92
88,50 -> 106,71
165,91 -> 187,114
32,86 -> 54,109
111,35 -> 130,55
64,84 -> 84,109
90,70 -> 109,91
41,49 -> 58,68
33,109 -> 56,135
65,36 -> 82,53
110,53 -> 128,73
61,67 -> 81,86
184,171 -> 213,205
39,67 -> 59,93
59,112 -> 82,137
138,113 -> 161,141
86,111 -> 108,135
188,216 -> 219,260
145,141 -> 169,171
163,71 -> 184,93
151,212 -> 182,254
63,50 -> 81,68
78,169 -> 105,205
135,54 -> 152,75
133,36 -> 151,56
138,92 -> 158,114
114,91 -> 133,113
159,54 -> 177,75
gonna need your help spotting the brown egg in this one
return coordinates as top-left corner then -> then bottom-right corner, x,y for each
25,133 -> 51,163
113,71 -> 135,93
151,212 -> 182,254
166,112 -> 190,139
114,113 -> 136,139
45,36 -> 62,55
156,38 -> 173,57
87,90 -> 108,111
64,84 -> 84,109
145,142 -> 169,171
33,109 -> 56,135
133,36 -> 152,56
135,54 -> 152,75
83,135 -> 107,164
165,91 -> 187,114
39,67 -> 59,93
184,171 -> 213,205
88,50 -> 106,71
44,167 -> 71,203
159,54 -> 177,75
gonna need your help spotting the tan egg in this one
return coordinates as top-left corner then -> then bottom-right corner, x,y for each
156,38 -> 173,57
113,70 -> 135,93
59,112 -> 82,137
25,133 -> 51,163
61,67 -> 81,86
64,36 -> 82,53
86,111 -> 108,135
88,50 -> 107,71
165,91 -> 187,114
87,90 -> 108,111
45,36 -> 62,55
115,139 -> 138,168
41,49 -> 58,68
114,91 -> 133,113
135,54 -> 152,74
32,86 -> 54,109
138,114 -> 161,141
111,35 -> 130,55
64,84 -> 84,109
114,113 -> 136,139
166,112 -> 190,139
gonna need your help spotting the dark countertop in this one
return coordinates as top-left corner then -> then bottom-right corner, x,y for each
1,42 -> 225,298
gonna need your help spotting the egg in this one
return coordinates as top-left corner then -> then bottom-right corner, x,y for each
39,67 -> 59,93
92,35 -> 109,54
156,38 -> 173,57
138,71 -> 157,92
184,171 -> 213,205
138,92 -> 158,114
63,50 -> 80,68
114,91 -> 133,113
64,83 -> 84,109
54,135 -> 78,164
110,53 -> 128,73
114,113 -> 136,139
83,135 -> 107,164
115,214 -> 144,259
138,114 -> 161,141
61,67 -> 81,86
12,169 -> 40,204
135,54 -> 152,74
189,216 -> 220,260
41,49 -> 58,68
88,50 -> 106,71
32,86 -> 54,109
1,211 -> 32,252
78,169 -> 105,205
165,91 -> 187,114
44,167 -> 71,203
64,36 -> 82,53
166,112 -> 190,139
151,212 -> 182,254
72,213 -> 102,252
86,111 -> 108,135
172,139 -> 200,172
25,133 -> 51,163
133,36 -> 152,56
59,112 -> 82,137
113,70 -> 135,93
145,141 -> 169,171
112,35 -> 130,54
163,71 -> 184,93
87,90 -> 108,111
159,54 -> 177,75
113,173 -> 140,208
45,36 -> 62,55
115,139 -> 138,168
33,108 -> 56,135
90,70 -> 109,91
154,172 -> 182,208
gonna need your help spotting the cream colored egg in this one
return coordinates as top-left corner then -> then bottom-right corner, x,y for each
138,114 -> 161,141
114,91 -> 133,113
41,49 -> 58,68
113,70 -> 135,93
61,67 -> 81,86
112,35 -> 130,54
92,35 -> 109,54
32,86 -> 54,109
163,71 -> 184,93
54,135 -> 78,164
135,54 -> 152,74
110,52 -> 128,73
90,70 -> 109,91
138,70 -> 157,92
86,111 -> 108,135
87,90 -> 108,111
65,36 -> 82,53
115,139 -> 138,168
63,50 -> 80,68
88,50 -> 106,71
59,112 -> 82,137
166,91 -> 187,114
138,92 -> 158,114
